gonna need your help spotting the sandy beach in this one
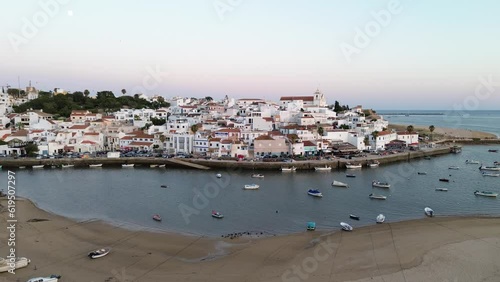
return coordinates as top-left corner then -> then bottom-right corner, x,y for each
1,199 -> 500,282
389,124 -> 498,140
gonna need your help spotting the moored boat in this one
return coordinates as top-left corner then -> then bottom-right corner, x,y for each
211,210 -> 224,218
153,214 -> 162,221
448,166 -> 459,170
346,163 -> 362,169
376,214 -> 385,223
61,164 -> 74,168
281,166 -> 297,172
417,172 -> 427,175
150,164 -> 158,168
340,222 -> 353,231
345,174 -> 356,178
89,164 -> 103,168
27,274 -> 62,282
439,178 -> 450,182
372,181 -> 390,188
244,184 -> 260,190
424,156 -> 431,160
479,165 -> 500,171
482,172 -> 500,177
488,149 -> 498,153
307,221 -> 316,231
251,173 -> 264,178
368,160 -> 380,168
369,193 -> 387,200
158,164 -> 166,168
349,214 -> 360,220
465,160 -> 480,164
435,188 -> 448,192
307,189 -> 323,197
32,165 -> 44,169
88,247 -> 111,259
331,180 -> 349,187
160,185 -> 168,188
314,165 -> 331,171
216,173 -> 222,178
0,257 -> 30,273
122,164 -> 135,168
424,207 -> 434,217
474,190 -> 498,197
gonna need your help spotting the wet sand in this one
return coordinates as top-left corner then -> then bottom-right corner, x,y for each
1,198 -> 500,281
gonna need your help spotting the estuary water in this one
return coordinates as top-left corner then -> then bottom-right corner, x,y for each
6,145 -> 500,237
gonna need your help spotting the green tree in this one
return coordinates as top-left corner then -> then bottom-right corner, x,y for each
84,89 -> 90,97
191,124 -> 199,134
339,124 -> 350,130
205,96 -> 213,101
407,125 -> 414,133
334,101 -> 343,112
25,143 -> 39,157
150,117 -> 166,126
429,125 -> 435,141
317,126 -> 324,137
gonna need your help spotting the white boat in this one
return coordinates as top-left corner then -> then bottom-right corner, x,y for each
0,257 -> 30,273
19,166 -> 26,169
435,188 -> 448,192
369,193 -> 387,200
474,190 -> 498,197
479,166 -> 500,171
251,173 -> 264,178
281,166 -> 297,172
372,181 -> 391,188
331,180 -> 349,187
88,247 -> 111,259
346,163 -> 362,169
368,160 -> 380,168
158,164 -> 166,168
150,164 -> 158,168
448,166 -> 460,170
465,160 -> 480,164
340,222 -> 353,231
376,214 -> 385,223
482,172 -> 500,177
424,207 -> 434,217
211,210 -> 224,218
307,189 -> 323,197
27,275 -> 61,282
89,164 -> 103,168
216,173 -> 222,178
244,184 -> 260,190
32,165 -> 44,169
122,164 -> 135,168
314,165 -> 331,171
61,164 -> 74,168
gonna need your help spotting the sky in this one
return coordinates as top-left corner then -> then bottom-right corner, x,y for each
1,0 -> 500,110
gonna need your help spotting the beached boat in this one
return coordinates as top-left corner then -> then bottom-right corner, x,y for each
27,275 -> 62,282
216,173 -> 222,178
369,194 -> 387,200
448,166 -> 460,170
331,180 -> 349,187
251,173 -> 264,178
32,165 -> 44,169
0,257 -> 30,273
376,214 -> 385,223
89,164 -> 103,168
368,160 -> 380,168
439,178 -> 450,182
153,214 -> 162,221
88,247 -> 111,259
314,165 -> 331,171
61,164 -> 74,168
465,160 -> 480,164
211,210 -> 224,218
346,163 -> 362,169
349,214 -> 360,220
372,181 -> 391,188
435,188 -> 448,192
345,174 -> 356,178
244,184 -> 260,190
417,172 -> 427,175
482,172 -> 500,177
340,222 -> 353,231
307,189 -> 323,197
281,166 -> 297,172
424,207 -> 434,217
122,164 -> 135,168
307,221 -> 316,231
474,190 -> 498,197
479,165 -> 500,171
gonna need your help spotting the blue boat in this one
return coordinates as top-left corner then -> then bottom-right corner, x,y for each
307,189 -> 323,197
307,221 -> 316,231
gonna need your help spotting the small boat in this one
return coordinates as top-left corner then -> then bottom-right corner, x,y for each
216,173 -> 222,178
32,165 -> 44,169
376,214 -> 385,223
349,214 -> 360,220
494,161 -> 499,166
315,165 -> 331,171
345,174 -> 356,178
372,181 -> 390,188
368,160 -> 380,168
61,164 -> 74,168
346,163 -> 362,169
0,257 -> 30,273
488,149 -> 498,153
369,193 -> 387,200
435,188 -> 448,192
479,166 -> 500,171
88,247 -> 111,259
448,166 -> 460,170
340,222 -> 353,231
465,160 -> 480,164
417,172 -> 427,175
307,221 -> 316,231
474,190 -> 498,197
439,178 -> 450,182
251,173 -> 264,178
307,189 -> 323,197
482,172 -> 500,177
281,166 -> 297,172
19,166 -> 26,169
331,180 -> 349,187
211,210 -> 224,218
122,164 -> 135,168
424,207 -> 434,217
160,185 -> 168,188
150,164 -> 158,168
152,214 -> 162,221
424,156 -> 431,160
27,274 -> 62,282
244,184 -> 260,190
158,164 -> 166,168
89,164 -> 103,168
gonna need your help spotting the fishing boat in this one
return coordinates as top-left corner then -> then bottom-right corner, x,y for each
479,165 -> 500,171
482,172 -> 500,177
372,181 -> 391,188
346,163 -> 362,169
32,165 -> 44,169
211,210 -> 224,218
89,164 -> 103,168
244,184 -> 260,190
251,173 -> 264,178
435,188 -> 448,192
465,160 -> 480,164
0,257 -> 30,273
314,165 -> 331,171
331,180 -> 349,187
307,221 -> 316,231
61,164 -> 74,168
88,247 -> 111,259
474,190 -> 498,197
122,164 -> 135,168
448,166 -> 460,170
307,189 -> 323,197
281,166 -> 297,172
439,178 -> 450,182
150,164 -> 158,168
417,172 -> 427,175
27,275 -> 62,282
376,214 -> 385,223
424,207 -> 434,217
369,193 -> 387,200
345,174 -> 356,178
152,214 -> 162,221
349,214 -> 360,220
340,222 -> 353,231
216,173 -> 222,178
368,160 -> 380,168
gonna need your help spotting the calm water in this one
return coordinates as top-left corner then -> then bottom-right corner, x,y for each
6,145 -> 500,237
378,110 -> 500,137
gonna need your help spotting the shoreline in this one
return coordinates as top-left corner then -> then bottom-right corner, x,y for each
3,198 -> 500,281
389,123 -> 499,139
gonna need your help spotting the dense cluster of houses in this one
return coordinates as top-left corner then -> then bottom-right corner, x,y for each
0,87 -> 419,158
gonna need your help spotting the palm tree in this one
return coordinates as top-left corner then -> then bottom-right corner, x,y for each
372,130 -> 379,140
84,89 -> 90,97
429,125 -> 435,141
121,89 -> 126,95
407,125 -> 414,133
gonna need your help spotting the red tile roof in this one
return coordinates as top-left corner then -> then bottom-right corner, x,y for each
280,96 -> 314,101
129,141 -> 153,146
